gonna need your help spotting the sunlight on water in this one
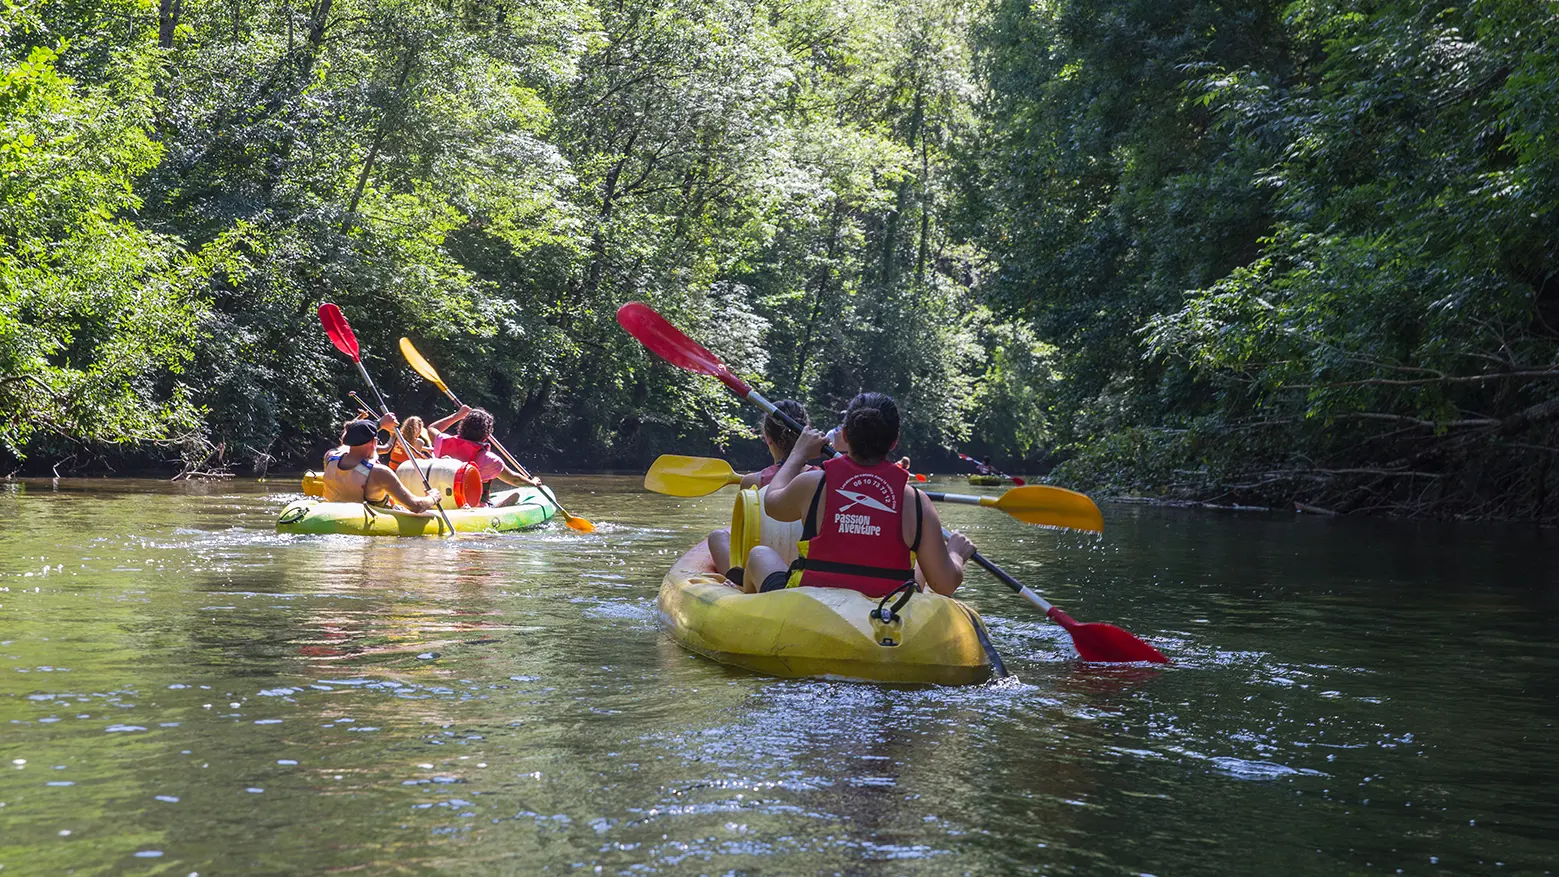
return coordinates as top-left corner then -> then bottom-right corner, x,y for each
0,476 -> 1556,875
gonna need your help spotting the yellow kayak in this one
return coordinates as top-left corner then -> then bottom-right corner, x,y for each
967,474 -> 1006,486
276,487 -> 556,536
657,542 -> 993,685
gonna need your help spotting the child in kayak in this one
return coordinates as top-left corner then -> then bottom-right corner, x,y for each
743,392 -> 975,596
707,399 -> 815,582
381,415 -> 433,466
427,405 -> 542,505
322,415 -> 442,512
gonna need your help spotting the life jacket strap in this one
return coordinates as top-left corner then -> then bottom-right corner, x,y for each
792,557 -> 914,581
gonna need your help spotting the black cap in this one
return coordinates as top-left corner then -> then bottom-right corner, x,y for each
342,419 -> 378,446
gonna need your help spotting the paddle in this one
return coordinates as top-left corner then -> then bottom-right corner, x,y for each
399,337 -> 595,533
645,454 -> 1103,531
958,451 -> 1026,486
318,303 -> 456,536
644,454 -> 743,496
617,301 -> 1167,664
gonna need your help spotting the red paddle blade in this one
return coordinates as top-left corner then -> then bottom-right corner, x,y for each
616,302 -> 752,397
1011,477 -> 1027,486
1049,609 -> 1169,663
318,303 -> 360,361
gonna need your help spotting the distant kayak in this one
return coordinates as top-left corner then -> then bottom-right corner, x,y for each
657,542 -> 993,685
276,487 -> 556,536
967,474 -> 1006,486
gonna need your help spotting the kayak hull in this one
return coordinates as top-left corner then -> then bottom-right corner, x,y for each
658,543 -> 992,685
967,474 -> 1006,486
276,488 -> 556,536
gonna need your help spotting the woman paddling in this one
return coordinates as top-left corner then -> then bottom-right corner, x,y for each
427,405 -> 542,505
706,399 -> 816,583
743,392 -> 974,596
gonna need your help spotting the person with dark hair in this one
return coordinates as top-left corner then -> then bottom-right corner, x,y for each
428,404 -> 542,504
976,457 -> 996,476
741,392 -> 975,596
321,413 -> 442,512
707,400 -> 817,579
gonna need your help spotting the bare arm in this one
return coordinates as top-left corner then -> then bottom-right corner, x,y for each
495,466 -> 540,487
763,428 -> 828,521
369,465 -> 438,512
428,405 -> 470,434
907,491 -> 969,596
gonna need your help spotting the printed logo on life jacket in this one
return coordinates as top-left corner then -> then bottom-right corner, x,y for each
832,473 -> 898,537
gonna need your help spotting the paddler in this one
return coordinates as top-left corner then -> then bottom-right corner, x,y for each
427,405 -> 542,505
742,392 -> 975,596
322,415 -> 443,512
707,399 -> 816,583
380,415 -> 433,466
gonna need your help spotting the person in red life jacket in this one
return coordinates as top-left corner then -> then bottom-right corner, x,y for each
742,392 -> 975,596
379,415 -> 433,466
427,405 -> 542,505
321,415 -> 442,512
706,400 -> 817,580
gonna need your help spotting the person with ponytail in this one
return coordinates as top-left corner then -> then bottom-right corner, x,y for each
742,392 -> 975,597
708,400 -> 817,581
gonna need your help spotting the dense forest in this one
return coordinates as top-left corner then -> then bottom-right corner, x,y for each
3,0 -> 1556,520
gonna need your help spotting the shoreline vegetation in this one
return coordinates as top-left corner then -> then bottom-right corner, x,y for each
4,0 -> 1556,523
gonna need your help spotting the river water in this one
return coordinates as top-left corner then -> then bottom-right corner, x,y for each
1,476 -> 1555,875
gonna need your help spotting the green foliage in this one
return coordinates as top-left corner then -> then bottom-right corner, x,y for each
9,0 -> 1551,521
972,0 -> 1559,518
0,34 -> 204,459
3,0 -> 1012,477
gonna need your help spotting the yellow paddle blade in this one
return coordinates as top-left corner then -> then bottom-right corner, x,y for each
562,512 -> 596,533
982,485 -> 1104,533
644,455 -> 742,497
399,337 -> 449,394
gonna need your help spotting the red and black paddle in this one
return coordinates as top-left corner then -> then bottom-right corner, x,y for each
617,301 -> 1168,664
318,303 -> 456,535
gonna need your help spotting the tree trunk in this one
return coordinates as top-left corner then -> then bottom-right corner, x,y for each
878,81 -> 924,292
341,50 -> 416,235
158,0 -> 181,49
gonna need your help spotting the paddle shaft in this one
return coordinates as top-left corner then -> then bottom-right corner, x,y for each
352,391 -> 430,459
351,361 -> 456,535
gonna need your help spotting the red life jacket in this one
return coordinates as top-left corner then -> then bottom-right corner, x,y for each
756,462 -> 781,487
437,434 -> 489,465
789,456 -> 921,597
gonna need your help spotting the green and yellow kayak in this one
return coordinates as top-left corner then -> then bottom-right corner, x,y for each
276,487 -> 556,536
657,542 -> 993,685
967,474 -> 1006,486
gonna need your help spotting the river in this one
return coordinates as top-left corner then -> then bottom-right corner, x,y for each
1,476 -> 1556,875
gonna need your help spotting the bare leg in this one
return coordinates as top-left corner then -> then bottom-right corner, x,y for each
743,545 -> 789,595
707,528 -> 733,575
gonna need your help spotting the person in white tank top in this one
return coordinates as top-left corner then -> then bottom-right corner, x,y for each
322,415 -> 442,512
707,400 -> 815,583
